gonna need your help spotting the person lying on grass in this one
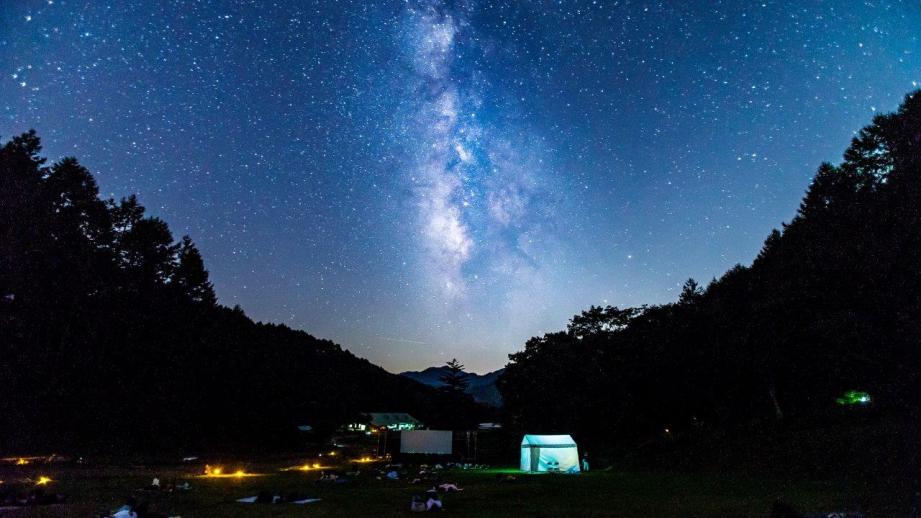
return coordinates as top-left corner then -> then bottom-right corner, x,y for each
317,471 -> 346,482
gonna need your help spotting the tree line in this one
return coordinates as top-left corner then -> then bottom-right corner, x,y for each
499,90 -> 921,450
4,91 -> 919,457
0,132 -> 482,454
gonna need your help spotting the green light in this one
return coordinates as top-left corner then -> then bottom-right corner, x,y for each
836,390 -> 871,406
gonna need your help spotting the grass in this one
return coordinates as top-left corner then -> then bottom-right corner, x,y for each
1,460 -> 907,517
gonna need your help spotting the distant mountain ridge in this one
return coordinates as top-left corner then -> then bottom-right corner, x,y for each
400,367 -> 504,407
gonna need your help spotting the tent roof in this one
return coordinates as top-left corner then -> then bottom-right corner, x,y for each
365,412 -> 422,427
521,434 -> 577,447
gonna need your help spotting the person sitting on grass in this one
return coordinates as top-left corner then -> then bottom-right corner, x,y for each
437,482 -> 463,492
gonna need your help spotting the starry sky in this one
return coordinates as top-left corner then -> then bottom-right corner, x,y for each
2,1 -> 919,373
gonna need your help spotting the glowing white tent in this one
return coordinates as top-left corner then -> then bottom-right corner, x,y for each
520,434 -> 580,473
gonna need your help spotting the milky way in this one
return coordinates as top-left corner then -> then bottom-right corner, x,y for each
400,3 -> 550,304
1,1 -> 919,372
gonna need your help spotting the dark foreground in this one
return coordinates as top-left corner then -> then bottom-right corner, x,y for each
0,461 -> 912,517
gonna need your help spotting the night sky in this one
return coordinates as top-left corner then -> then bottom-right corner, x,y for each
2,1 -> 919,373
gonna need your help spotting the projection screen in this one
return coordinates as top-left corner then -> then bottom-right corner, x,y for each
400,430 -> 453,454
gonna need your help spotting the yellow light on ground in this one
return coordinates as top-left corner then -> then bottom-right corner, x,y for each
36,476 -> 52,485
281,463 -> 328,472
353,456 -> 376,463
3,456 -> 47,465
199,471 -> 262,478
199,465 -> 263,478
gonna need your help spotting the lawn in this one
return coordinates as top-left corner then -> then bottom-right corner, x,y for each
1,460 -> 904,517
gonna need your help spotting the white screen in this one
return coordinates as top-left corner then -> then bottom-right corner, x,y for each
400,430 -> 453,454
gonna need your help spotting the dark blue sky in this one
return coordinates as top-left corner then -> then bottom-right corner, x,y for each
2,0 -> 918,372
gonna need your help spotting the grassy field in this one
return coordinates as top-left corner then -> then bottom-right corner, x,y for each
1,459 -> 908,517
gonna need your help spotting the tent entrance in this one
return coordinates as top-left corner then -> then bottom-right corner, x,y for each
520,436 -> 580,473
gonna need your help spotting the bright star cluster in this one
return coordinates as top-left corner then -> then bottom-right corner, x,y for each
1,0 -> 918,372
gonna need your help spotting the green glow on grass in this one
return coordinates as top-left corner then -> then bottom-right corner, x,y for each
836,390 -> 871,406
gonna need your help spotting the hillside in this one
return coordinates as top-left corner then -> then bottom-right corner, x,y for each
0,132 -> 482,453
500,90 -> 921,451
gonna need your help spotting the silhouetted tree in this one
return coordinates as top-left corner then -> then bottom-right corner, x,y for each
175,236 -> 217,306
439,358 -> 470,394
678,278 -> 703,305
568,305 -> 640,337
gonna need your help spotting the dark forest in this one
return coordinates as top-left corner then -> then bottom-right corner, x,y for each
3,91 -> 921,467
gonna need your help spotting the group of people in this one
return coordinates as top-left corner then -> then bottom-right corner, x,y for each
407,481 -> 466,512
236,490 -> 320,505
408,483 -> 463,512
94,476 -> 191,517
0,482 -> 66,508
405,463 -> 469,512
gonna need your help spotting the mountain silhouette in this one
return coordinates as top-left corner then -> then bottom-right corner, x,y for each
400,367 -> 504,407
